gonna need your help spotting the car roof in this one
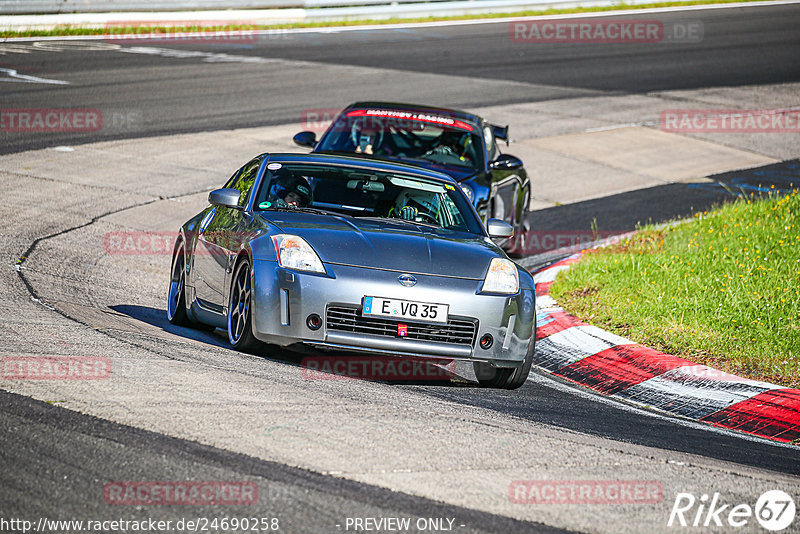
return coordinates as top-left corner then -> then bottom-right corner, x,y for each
263,153 -> 459,185
345,101 -> 483,128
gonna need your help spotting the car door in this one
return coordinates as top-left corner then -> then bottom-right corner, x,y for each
486,124 -> 527,227
193,158 -> 262,313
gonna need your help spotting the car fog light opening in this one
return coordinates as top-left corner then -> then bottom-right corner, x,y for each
306,314 -> 322,330
479,334 -> 494,350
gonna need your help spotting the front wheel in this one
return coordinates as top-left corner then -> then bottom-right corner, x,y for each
473,338 -> 535,390
228,258 -> 263,353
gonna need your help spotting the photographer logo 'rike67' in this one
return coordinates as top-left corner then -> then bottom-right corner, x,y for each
668,490 -> 796,531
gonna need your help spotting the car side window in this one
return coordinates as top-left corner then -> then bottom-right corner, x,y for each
223,169 -> 241,189
230,159 -> 262,208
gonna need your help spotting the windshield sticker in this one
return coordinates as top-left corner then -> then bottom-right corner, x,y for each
267,163 -> 282,170
258,201 -> 273,209
444,183 -> 455,191
346,109 -> 473,131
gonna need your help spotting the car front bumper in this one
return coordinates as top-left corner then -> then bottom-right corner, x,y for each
250,260 -> 535,365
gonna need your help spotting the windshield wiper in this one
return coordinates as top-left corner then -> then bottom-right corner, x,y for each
384,218 -> 441,230
261,206 -> 338,216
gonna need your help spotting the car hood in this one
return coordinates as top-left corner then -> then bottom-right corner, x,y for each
260,212 -> 500,279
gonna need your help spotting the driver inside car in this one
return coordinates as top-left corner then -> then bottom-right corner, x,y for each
351,119 -> 395,156
389,190 -> 440,224
262,171 -> 313,209
423,131 -> 472,163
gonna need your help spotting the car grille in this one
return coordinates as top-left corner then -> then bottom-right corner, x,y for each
326,305 -> 477,346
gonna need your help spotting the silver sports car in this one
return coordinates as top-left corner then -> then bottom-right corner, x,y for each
167,154 -> 536,389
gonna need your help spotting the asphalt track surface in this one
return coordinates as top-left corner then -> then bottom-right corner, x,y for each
2,4 -> 800,531
0,391 -> 556,533
2,3 -> 799,155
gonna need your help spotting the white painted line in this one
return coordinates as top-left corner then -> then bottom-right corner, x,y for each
584,122 -> 647,133
0,67 -> 70,85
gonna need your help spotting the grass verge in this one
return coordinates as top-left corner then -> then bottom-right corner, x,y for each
1,0 -> 769,38
550,189 -> 800,388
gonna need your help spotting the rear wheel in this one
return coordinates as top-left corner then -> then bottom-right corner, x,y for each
228,258 -> 262,353
167,245 -> 191,326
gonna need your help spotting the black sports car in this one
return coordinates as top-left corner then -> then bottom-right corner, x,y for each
293,102 -> 531,255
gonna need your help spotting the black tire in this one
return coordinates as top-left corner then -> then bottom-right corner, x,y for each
474,362 -> 515,388
166,244 -> 192,327
473,336 -> 535,390
227,258 -> 263,353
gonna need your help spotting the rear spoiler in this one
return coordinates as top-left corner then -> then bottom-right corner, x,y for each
491,124 -> 510,145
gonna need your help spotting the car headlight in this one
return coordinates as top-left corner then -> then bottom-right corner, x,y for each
460,184 -> 475,203
271,234 -> 325,273
481,258 -> 519,294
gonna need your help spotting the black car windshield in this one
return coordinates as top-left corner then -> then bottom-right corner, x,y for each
314,109 -> 484,171
253,162 -> 484,235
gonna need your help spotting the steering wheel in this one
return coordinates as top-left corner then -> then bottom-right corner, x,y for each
393,206 -> 439,226
413,211 -> 440,226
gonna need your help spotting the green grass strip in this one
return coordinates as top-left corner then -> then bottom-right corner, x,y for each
551,188 -> 800,388
1,0 -> 771,38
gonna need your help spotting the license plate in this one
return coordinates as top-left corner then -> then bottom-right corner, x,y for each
362,296 -> 448,324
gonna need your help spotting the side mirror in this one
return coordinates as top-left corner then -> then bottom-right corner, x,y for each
293,131 -> 317,148
208,188 -> 242,210
486,218 -> 513,238
489,154 -> 523,171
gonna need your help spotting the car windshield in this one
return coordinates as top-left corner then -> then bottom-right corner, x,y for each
314,109 -> 484,171
253,162 -> 484,235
